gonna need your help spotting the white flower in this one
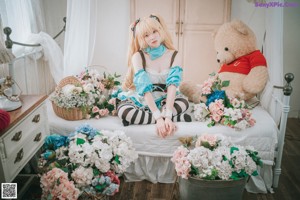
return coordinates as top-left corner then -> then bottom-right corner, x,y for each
193,103 -> 210,121
62,84 -> 76,96
71,166 -> 94,187
83,83 -> 95,93
171,134 -> 261,180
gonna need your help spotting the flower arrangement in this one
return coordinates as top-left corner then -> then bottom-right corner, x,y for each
51,68 -> 121,119
193,73 -> 256,130
38,124 -> 138,199
77,68 -> 121,119
171,133 -> 262,181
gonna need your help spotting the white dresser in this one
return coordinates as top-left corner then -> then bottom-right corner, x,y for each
0,95 -> 49,183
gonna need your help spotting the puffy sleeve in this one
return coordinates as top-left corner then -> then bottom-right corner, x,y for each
133,69 -> 153,96
166,66 -> 183,87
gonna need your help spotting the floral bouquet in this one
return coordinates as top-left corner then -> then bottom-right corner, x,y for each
38,124 -> 138,199
193,73 -> 256,130
171,133 -> 262,181
76,68 -> 121,119
51,68 -> 121,120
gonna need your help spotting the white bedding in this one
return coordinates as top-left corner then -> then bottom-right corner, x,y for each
46,99 -> 278,193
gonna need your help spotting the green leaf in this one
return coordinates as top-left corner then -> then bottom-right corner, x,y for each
114,81 -> 121,85
252,170 -> 259,176
230,146 -> 239,154
93,168 -> 100,176
221,80 -> 230,87
61,167 -> 69,173
190,165 -> 199,176
76,138 -> 85,145
57,158 -> 68,166
114,155 -> 121,164
209,72 -> 216,76
54,162 -> 61,168
95,184 -> 106,192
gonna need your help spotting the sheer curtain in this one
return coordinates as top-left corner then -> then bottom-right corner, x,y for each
63,0 -> 97,76
260,0 -> 284,124
2,0 -> 62,93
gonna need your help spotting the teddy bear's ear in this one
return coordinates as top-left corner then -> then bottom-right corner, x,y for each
231,19 -> 249,35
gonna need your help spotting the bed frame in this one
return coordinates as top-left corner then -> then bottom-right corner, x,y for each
2,24 -> 294,193
1,18 -> 66,95
272,73 -> 294,187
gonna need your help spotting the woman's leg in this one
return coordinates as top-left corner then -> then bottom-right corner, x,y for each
162,97 -> 192,122
117,102 -> 155,126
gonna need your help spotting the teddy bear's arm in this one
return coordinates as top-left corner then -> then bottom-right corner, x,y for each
242,66 -> 268,94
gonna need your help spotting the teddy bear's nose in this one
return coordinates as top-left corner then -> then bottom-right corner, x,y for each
217,59 -> 220,63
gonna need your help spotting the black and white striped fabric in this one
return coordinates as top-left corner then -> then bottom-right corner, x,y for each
117,97 -> 191,126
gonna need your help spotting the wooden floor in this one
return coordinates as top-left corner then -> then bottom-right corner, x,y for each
18,118 -> 300,200
110,118 -> 300,200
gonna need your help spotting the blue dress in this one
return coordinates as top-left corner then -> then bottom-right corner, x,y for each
117,65 -> 183,109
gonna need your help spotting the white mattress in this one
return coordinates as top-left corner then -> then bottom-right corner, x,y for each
46,99 -> 278,193
46,99 -> 278,163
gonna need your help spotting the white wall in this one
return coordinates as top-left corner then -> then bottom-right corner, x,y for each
42,0 -> 67,51
231,0 -> 266,52
90,0 -> 130,77
283,0 -> 300,118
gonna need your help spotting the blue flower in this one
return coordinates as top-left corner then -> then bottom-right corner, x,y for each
75,124 -> 98,139
99,176 -> 105,184
44,134 -> 68,150
104,176 -> 111,184
102,183 -> 119,196
206,90 -> 226,106
42,150 -> 56,160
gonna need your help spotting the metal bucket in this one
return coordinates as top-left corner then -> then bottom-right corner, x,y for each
179,177 -> 246,200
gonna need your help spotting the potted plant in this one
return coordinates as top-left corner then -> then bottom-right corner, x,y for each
38,124 -> 138,199
171,133 -> 262,200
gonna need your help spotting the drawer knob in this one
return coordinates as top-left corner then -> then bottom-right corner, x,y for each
11,131 -> 22,141
14,148 -> 24,163
32,114 -> 40,123
34,132 -> 42,142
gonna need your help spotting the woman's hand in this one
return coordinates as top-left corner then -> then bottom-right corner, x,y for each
164,117 -> 177,136
156,118 -> 167,138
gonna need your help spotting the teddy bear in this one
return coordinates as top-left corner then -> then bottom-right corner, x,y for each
180,19 -> 268,102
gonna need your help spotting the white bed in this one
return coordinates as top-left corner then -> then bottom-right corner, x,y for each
46,98 -> 282,193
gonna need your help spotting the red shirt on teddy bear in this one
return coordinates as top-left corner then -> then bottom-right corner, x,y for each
218,50 -> 267,75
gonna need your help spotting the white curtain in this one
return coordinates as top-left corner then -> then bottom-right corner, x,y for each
1,0 -> 63,93
260,0 -> 284,124
63,0 -> 97,76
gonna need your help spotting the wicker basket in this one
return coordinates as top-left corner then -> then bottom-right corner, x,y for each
51,76 -> 86,121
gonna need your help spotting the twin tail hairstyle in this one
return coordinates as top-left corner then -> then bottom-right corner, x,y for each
123,14 -> 175,91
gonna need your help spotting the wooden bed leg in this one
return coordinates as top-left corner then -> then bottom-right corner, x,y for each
273,73 -> 294,188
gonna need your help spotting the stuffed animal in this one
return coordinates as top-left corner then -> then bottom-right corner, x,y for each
180,20 -> 268,102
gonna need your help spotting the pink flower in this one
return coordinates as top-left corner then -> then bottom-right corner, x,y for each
99,109 -> 109,116
98,82 -> 105,91
108,98 -> 116,105
212,114 -> 221,122
92,106 -> 99,113
248,118 -> 256,126
196,134 -> 218,147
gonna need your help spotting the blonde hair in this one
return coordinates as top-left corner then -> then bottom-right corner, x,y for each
122,14 -> 175,91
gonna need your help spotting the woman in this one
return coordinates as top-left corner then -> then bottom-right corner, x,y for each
117,14 -> 191,138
